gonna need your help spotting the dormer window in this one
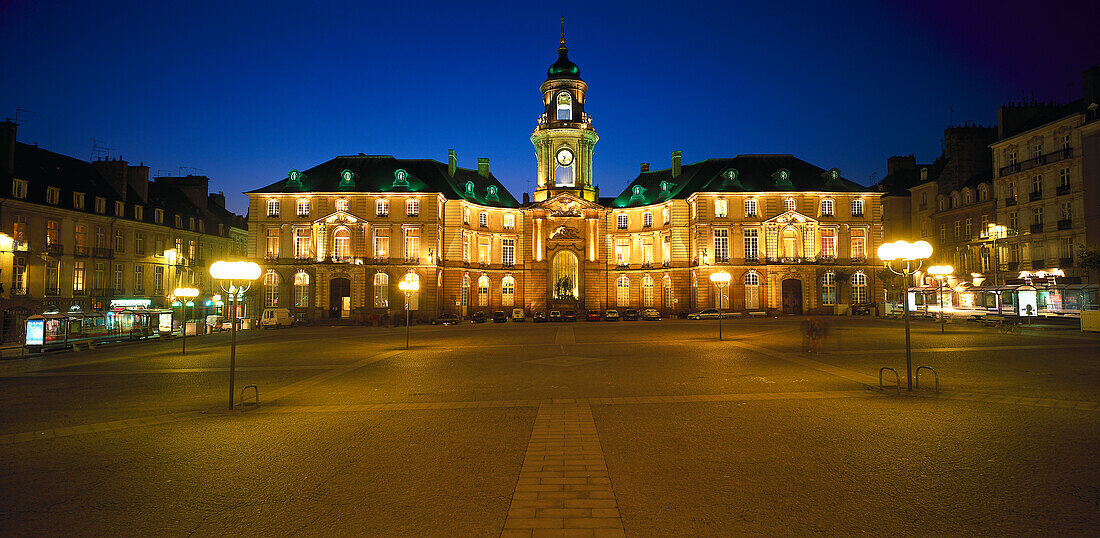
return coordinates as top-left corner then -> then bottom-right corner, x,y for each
95,197 -> 106,214
115,201 -> 125,216
465,182 -> 475,196
134,205 -> 143,220
46,186 -> 60,205
556,91 -> 572,120
963,190 -> 972,205
335,198 -> 349,212
479,211 -> 488,227
73,192 -> 85,210
267,199 -> 280,217
175,215 -> 182,228
198,219 -> 204,233
189,217 -> 195,230
154,208 -> 164,224
784,198 -> 796,212
12,179 -> 27,199
617,213 -> 628,230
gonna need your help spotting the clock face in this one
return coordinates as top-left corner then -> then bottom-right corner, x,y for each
556,148 -> 574,166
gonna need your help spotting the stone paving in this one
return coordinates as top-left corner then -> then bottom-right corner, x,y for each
1,318 -> 1098,535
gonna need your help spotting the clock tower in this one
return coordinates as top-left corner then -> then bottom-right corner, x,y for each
531,18 -> 599,203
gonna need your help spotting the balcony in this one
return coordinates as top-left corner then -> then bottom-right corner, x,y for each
851,256 -> 867,264
1030,223 -> 1044,234
1031,260 -> 1044,270
1004,197 -> 1017,207
264,253 -> 280,261
502,262 -> 515,269
72,289 -> 86,296
641,262 -> 653,269
45,243 -> 64,255
714,256 -> 729,264
999,147 -> 1073,177
744,256 -> 759,265
819,255 -> 837,265
1057,184 -> 1071,196
1057,219 -> 1072,230
411,257 -> 425,265
153,288 -> 164,296
92,247 -> 113,258
1029,191 -> 1043,202
1006,261 -> 1020,271
74,246 -> 90,257
1060,257 -> 1074,267
616,263 -> 629,269
12,240 -> 28,252
44,287 -> 60,297
852,212 -> 864,218
11,287 -> 27,296
662,260 -> 671,268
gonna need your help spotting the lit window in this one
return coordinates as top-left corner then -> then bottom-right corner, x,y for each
463,207 -> 470,225
376,199 -> 389,216
266,229 -> 279,257
643,211 -> 653,228
333,228 -> 351,259
479,211 -> 488,227
404,228 -> 420,261
744,272 -> 760,310
851,228 -> 865,258
502,276 -> 515,307
264,270 -> 280,307
556,91 -> 572,121
294,228 -> 311,259
502,238 -> 515,266
294,271 -> 310,307
616,275 -> 630,307
784,198 -> 796,212
267,199 -> 280,217
406,198 -> 419,217
335,198 -> 349,212
743,229 -> 758,260
374,228 -> 389,259
297,199 -> 309,217
662,207 -> 670,224
478,275 -> 490,306
821,272 -> 836,305
821,199 -> 834,216
744,199 -> 757,217
820,228 -> 836,258
642,275 -> 655,307
714,199 -> 727,218
851,272 -> 867,303
373,272 -> 389,307
617,213 -> 628,230
503,213 -> 515,229
851,199 -> 864,217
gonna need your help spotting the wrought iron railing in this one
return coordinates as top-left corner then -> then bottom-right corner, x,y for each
999,147 -> 1073,177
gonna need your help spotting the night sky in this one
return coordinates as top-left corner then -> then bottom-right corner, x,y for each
2,0 -> 1096,214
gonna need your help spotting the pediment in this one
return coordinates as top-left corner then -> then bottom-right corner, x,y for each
763,210 -> 817,225
533,192 -> 604,216
314,210 -> 365,225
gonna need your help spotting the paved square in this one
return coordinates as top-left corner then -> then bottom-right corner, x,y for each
2,318 -> 1098,535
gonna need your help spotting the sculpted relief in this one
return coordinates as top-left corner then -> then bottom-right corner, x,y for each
549,224 -> 582,240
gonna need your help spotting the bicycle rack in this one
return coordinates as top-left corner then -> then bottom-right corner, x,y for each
238,384 -> 260,407
915,366 -> 939,393
879,367 -> 901,395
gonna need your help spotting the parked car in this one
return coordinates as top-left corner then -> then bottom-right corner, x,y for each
688,308 -> 726,320
261,308 -> 294,329
622,309 -> 639,321
604,309 -> 620,321
511,308 -> 526,322
586,310 -> 601,322
431,313 -> 461,325
471,311 -> 487,323
206,315 -> 227,332
549,310 -> 563,322
533,311 -> 548,322
642,308 -> 661,321
563,310 -> 577,322
492,311 -> 508,323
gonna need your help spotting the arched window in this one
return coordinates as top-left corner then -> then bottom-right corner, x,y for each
503,213 -> 515,229
333,228 -> 351,260
744,271 -> 760,310
821,272 -> 836,306
373,272 -> 389,307
617,213 -> 628,230
479,211 -> 488,227
784,197 -> 796,212
851,271 -> 867,304
642,211 -> 653,228
963,190 -> 972,205
642,275 -> 655,307
821,199 -> 834,216
780,227 -> 800,258
616,275 -> 630,307
406,198 -> 419,217
294,270 -> 310,307
478,275 -> 490,307
267,199 -> 280,217
951,193 -> 959,208
502,275 -> 515,307
979,185 -> 988,201
556,91 -> 572,120
335,198 -> 349,212
714,199 -> 728,218
744,199 -> 757,217
264,270 -> 280,307
297,199 -> 310,217
851,198 -> 864,216
663,274 -> 672,307
376,199 -> 389,216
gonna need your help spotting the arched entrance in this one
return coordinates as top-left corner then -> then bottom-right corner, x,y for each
329,277 -> 351,318
550,250 -> 580,307
781,278 -> 803,315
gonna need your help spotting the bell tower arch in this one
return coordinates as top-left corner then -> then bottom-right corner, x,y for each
531,18 -> 599,203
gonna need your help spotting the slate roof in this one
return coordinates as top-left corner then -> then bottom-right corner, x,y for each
875,158 -> 943,197
609,155 -> 872,208
6,142 -> 246,234
246,155 -> 521,209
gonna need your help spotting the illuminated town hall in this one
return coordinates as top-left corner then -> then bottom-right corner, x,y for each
246,28 -> 884,321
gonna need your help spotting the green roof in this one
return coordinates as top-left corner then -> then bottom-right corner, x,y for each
609,155 -> 874,208
246,155 -> 520,208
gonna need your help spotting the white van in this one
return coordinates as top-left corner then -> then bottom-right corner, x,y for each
261,308 -> 294,329
511,308 -> 526,322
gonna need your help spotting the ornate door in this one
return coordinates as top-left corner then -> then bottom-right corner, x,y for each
782,279 -> 803,315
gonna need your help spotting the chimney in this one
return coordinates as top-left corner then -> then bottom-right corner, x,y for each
887,155 -> 916,176
208,191 -> 226,209
127,163 -> 149,203
155,174 -> 210,209
93,157 -> 129,200
640,162 -> 650,173
477,157 -> 489,177
671,150 -> 681,177
448,149 -> 457,176
1084,65 -> 1100,105
522,192 -> 530,205
0,120 -> 15,177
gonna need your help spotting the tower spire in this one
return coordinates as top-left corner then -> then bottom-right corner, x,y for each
559,16 -> 566,50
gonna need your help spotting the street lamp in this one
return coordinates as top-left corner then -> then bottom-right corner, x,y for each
209,260 -> 261,409
172,287 -> 200,354
877,240 -> 933,391
709,271 -> 730,341
926,266 -> 953,334
397,276 -> 420,349
987,224 -> 1007,285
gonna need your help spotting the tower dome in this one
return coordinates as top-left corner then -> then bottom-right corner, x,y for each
547,18 -> 580,80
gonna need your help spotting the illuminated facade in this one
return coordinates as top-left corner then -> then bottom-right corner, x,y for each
246,29 -> 885,321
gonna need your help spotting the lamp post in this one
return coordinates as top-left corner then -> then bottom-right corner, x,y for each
209,260 -> 261,409
172,287 -> 200,353
709,271 -> 730,341
398,277 -> 420,349
926,266 -> 952,334
987,224 -> 1006,286
877,240 -> 933,391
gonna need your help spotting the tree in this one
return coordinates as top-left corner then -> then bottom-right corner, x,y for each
1077,245 -> 1100,284
553,275 -> 576,300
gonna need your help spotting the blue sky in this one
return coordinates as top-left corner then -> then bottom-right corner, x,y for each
2,0 -> 1096,214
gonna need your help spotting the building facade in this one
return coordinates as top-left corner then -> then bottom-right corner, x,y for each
246,32 -> 886,322
0,120 -> 248,340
